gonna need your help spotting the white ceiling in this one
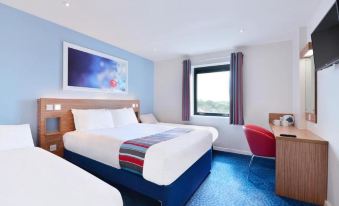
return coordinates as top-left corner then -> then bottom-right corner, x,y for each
0,0 -> 321,61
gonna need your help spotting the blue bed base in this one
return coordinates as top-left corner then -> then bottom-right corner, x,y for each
64,149 -> 212,206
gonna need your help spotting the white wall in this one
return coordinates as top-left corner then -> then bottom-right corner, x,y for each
242,41 -> 293,127
301,0 -> 339,205
154,41 -> 293,155
292,27 -> 308,129
307,65 -> 339,206
154,57 -> 184,123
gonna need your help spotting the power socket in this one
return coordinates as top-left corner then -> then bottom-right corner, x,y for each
54,104 -> 62,111
49,144 -> 57,152
46,104 -> 54,111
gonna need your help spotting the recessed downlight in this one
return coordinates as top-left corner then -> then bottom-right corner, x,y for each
240,29 -> 244,33
63,1 -> 70,7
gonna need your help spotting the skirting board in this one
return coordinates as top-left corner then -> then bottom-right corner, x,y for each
213,146 -> 252,156
325,200 -> 332,206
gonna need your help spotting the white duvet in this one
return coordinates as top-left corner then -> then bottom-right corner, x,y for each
63,123 -> 215,185
0,147 -> 123,206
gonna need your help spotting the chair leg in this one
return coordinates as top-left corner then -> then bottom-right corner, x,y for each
247,155 -> 255,180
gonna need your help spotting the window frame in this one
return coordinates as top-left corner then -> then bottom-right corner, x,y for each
193,64 -> 231,117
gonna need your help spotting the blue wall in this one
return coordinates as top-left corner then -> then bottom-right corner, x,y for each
0,4 -> 154,143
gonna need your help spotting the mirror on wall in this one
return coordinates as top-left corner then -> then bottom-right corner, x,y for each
300,42 -> 317,123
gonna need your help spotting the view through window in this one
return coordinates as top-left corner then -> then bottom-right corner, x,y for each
194,64 -> 230,116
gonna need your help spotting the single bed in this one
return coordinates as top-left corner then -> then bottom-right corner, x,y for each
0,124 -> 123,206
37,98 -> 216,206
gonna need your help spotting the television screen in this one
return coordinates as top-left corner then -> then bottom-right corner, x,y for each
311,2 -> 339,70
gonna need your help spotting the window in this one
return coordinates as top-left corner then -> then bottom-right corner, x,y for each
194,64 -> 230,117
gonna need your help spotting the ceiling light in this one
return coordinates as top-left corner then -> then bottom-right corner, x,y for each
63,1 -> 70,7
240,29 -> 244,33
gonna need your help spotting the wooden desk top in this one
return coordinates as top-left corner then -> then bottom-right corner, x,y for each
270,124 -> 328,145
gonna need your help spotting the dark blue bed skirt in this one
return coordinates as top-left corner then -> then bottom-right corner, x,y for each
64,149 -> 212,206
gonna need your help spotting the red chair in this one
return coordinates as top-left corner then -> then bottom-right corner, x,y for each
243,124 -> 276,178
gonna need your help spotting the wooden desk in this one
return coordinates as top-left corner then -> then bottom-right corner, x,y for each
271,123 -> 328,205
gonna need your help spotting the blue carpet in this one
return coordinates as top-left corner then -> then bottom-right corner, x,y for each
118,151 -> 315,206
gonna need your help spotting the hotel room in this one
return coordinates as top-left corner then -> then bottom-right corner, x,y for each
0,0 -> 338,206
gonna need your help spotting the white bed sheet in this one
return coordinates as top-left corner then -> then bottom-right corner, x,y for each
0,147 -> 123,206
63,123 -> 213,185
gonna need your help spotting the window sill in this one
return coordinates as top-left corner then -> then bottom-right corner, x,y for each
191,114 -> 229,119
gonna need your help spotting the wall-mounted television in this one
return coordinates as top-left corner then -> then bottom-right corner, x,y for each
311,0 -> 339,70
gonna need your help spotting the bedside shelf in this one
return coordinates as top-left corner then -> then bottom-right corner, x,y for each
45,132 -> 61,136
37,105 -> 64,157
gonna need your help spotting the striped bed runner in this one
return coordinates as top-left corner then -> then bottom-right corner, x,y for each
119,128 -> 193,175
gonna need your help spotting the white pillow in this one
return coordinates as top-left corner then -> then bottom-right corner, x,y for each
140,114 -> 159,124
0,124 -> 34,151
110,108 -> 139,127
71,109 -> 114,131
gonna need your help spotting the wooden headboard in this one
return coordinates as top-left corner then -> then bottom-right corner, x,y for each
37,98 -> 140,156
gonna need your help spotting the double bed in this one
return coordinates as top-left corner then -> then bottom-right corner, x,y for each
64,123 -> 215,185
37,98 -> 218,206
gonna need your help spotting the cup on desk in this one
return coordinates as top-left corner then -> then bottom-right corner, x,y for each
273,119 -> 281,126
281,120 -> 289,127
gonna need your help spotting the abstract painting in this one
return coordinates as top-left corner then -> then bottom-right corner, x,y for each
63,42 -> 128,93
